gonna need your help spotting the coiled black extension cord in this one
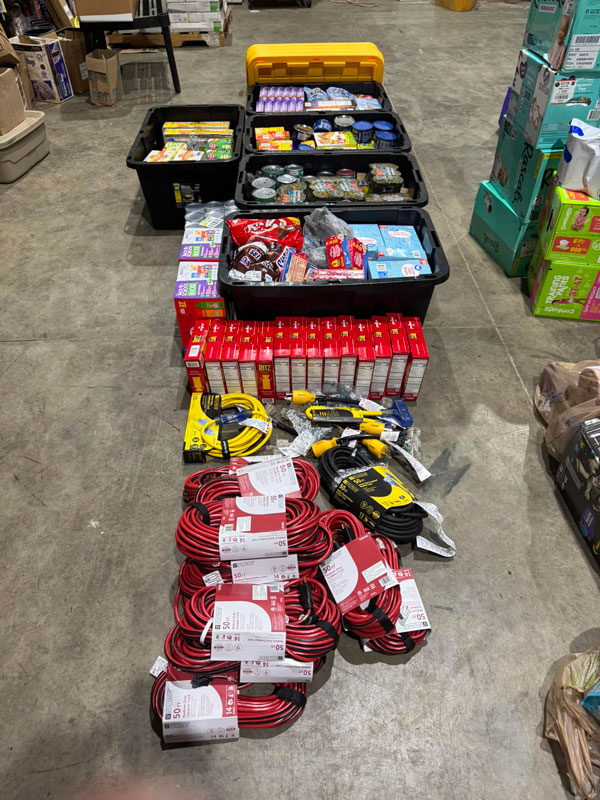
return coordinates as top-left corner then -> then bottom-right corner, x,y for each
318,445 -> 428,545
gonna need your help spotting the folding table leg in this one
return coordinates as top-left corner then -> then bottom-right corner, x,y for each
162,26 -> 181,93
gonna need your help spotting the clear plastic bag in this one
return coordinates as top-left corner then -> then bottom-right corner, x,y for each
302,208 -> 353,268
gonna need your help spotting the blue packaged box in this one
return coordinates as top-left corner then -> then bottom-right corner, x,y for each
491,118 -> 562,224
469,181 -> 539,277
11,34 -> 73,103
352,224 -> 385,258
367,260 -> 431,279
507,48 -> 600,149
523,0 -> 600,73
378,225 -> 427,261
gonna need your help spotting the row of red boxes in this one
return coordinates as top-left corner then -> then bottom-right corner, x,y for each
184,314 -> 429,402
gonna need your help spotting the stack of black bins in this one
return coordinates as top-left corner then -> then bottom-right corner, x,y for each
218,81 -> 450,321
126,105 -> 245,230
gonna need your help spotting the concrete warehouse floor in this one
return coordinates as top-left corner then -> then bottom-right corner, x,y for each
2,1 -> 600,798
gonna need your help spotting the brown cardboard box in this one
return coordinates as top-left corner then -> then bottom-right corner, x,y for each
86,49 -> 123,106
0,67 -> 26,135
74,0 -> 138,21
15,54 -> 35,108
45,0 -> 76,28
57,30 -> 88,94
0,28 -> 19,67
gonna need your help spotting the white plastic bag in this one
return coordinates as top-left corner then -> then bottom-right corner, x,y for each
557,119 -> 600,201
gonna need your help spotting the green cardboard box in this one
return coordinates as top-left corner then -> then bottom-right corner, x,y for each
469,181 -> 539,277
539,183 -> 600,263
491,119 -> 561,224
528,241 -> 600,319
523,0 -> 600,73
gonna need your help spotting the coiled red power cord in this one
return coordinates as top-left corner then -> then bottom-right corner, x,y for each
175,498 -> 332,570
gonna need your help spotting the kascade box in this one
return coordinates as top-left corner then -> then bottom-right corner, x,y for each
539,184 -> 600,263
507,48 -> 600,149
257,324 -> 275,401
370,316 -> 392,401
528,242 -> 600,319
221,321 -> 242,393
273,318 -> 291,399
470,180 -> 539,277
385,313 -> 410,396
10,34 -> 73,103
491,118 -> 562,224
523,0 -> 600,72
289,318 -> 306,391
322,317 -> 340,389
238,322 -> 258,396
556,418 -> 600,568
306,318 -> 323,392
184,320 -> 211,393
354,320 -> 375,397
368,260 -> 430,279
338,316 -> 357,388
204,320 -> 226,394
352,224 -> 385,259
402,318 -> 429,401
378,225 -> 427,261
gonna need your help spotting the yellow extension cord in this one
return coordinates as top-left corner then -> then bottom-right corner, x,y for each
194,393 -> 273,458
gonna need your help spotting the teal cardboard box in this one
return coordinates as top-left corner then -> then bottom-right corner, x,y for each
469,181 -> 539,277
491,118 -> 562,224
507,48 -> 600,149
523,0 -> 600,72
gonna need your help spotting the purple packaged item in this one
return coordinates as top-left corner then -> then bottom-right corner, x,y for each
273,99 -> 282,112
259,86 -> 268,99
256,100 -> 265,112
179,244 -> 220,262
265,100 -> 273,112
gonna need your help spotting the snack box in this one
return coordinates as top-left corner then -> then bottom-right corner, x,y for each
257,323 -> 275,401
184,319 -> 211,393
354,320 -> 375,396
221,321 -> 242,393
378,225 -> 427,261
306,318 -> 324,393
402,317 -> 429,401
273,318 -> 291,399
204,319 -> 227,394
370,315 -> 392,401
352,224 -> 385,258
338,315 -> 357,388
367,260 -> 431,279
174,264 -> 226,348
385,313 -> 410,396
322,317 -> 340,388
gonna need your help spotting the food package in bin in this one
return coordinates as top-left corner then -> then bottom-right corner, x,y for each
557,119 -> 600,201
227,217 -> 303,251
229,241 -> 295,283
325,236 -> 366,272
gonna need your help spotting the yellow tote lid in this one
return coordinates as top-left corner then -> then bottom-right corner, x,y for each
246,42 -> 384,86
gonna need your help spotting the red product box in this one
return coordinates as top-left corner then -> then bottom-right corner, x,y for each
289,317 -> 306,391
221,321 -> 242,394
321,317 -> 340,389
273,318 -> 291,399
325,236 -> 366,273
338,315 -> 357,388
211,583 -> 286,662
369,316 -> 392,401
401,317 -> 430,401
257,324 -> 275,402
385,313 -> 410,396
320,534 -> 397,614
238,322 -> 258,397
204,320 -> 227,395
354,320 -> 375,396
306,318 -> 323,392
184,320 -> 211,393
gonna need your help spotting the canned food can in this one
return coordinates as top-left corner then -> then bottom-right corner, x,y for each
352,120 -> 374,144
252,176 -> 276,190
334,115 -> 355,131
336,168 -> 356,178
313,118 -> 333,133
375,130 -> 398,149
286,163 -> 304,178
261,164 -> 285,178
373,120 -> 394,132
293,124 -> 314,143
277,174 -> 297,186
317,171 -> 334,177
252,188 -> 277,202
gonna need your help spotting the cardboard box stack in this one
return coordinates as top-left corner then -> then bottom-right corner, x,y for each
470,0 -> 600,278
180,314 -> 428,402
167,0 -> 229,33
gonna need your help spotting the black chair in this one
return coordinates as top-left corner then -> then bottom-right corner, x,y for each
79,0 -> 180,93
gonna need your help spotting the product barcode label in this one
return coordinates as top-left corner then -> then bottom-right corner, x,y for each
379,573 -> 394,587
588,109 -> 600,122
538,3 -> 556,11
573,35 -> 600,45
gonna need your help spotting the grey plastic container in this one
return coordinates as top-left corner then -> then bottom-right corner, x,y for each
0,110 -> 49,183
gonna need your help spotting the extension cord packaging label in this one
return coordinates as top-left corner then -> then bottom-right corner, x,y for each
219,495 -> 288,559
162,678 -> 238,743
231,554 -> 299,584
320,534 -> 398,614
333,466 -> 414,531
211,584 -> 286,661
362,568 -> 431,651
240,658 -> 314,683
237,456 -> 301,498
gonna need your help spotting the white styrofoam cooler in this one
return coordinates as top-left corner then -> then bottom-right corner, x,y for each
0,110 -> 49,184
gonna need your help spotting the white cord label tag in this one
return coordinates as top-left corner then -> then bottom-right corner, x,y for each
415,501 -> 456,558
162,678 -> 238,743
231,554 -> 299,585
219,495 -> 287,560
237,456 -> 301,498
149,656 -> 168,677
211,584 -> 286,661
240,658 -> 313,683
